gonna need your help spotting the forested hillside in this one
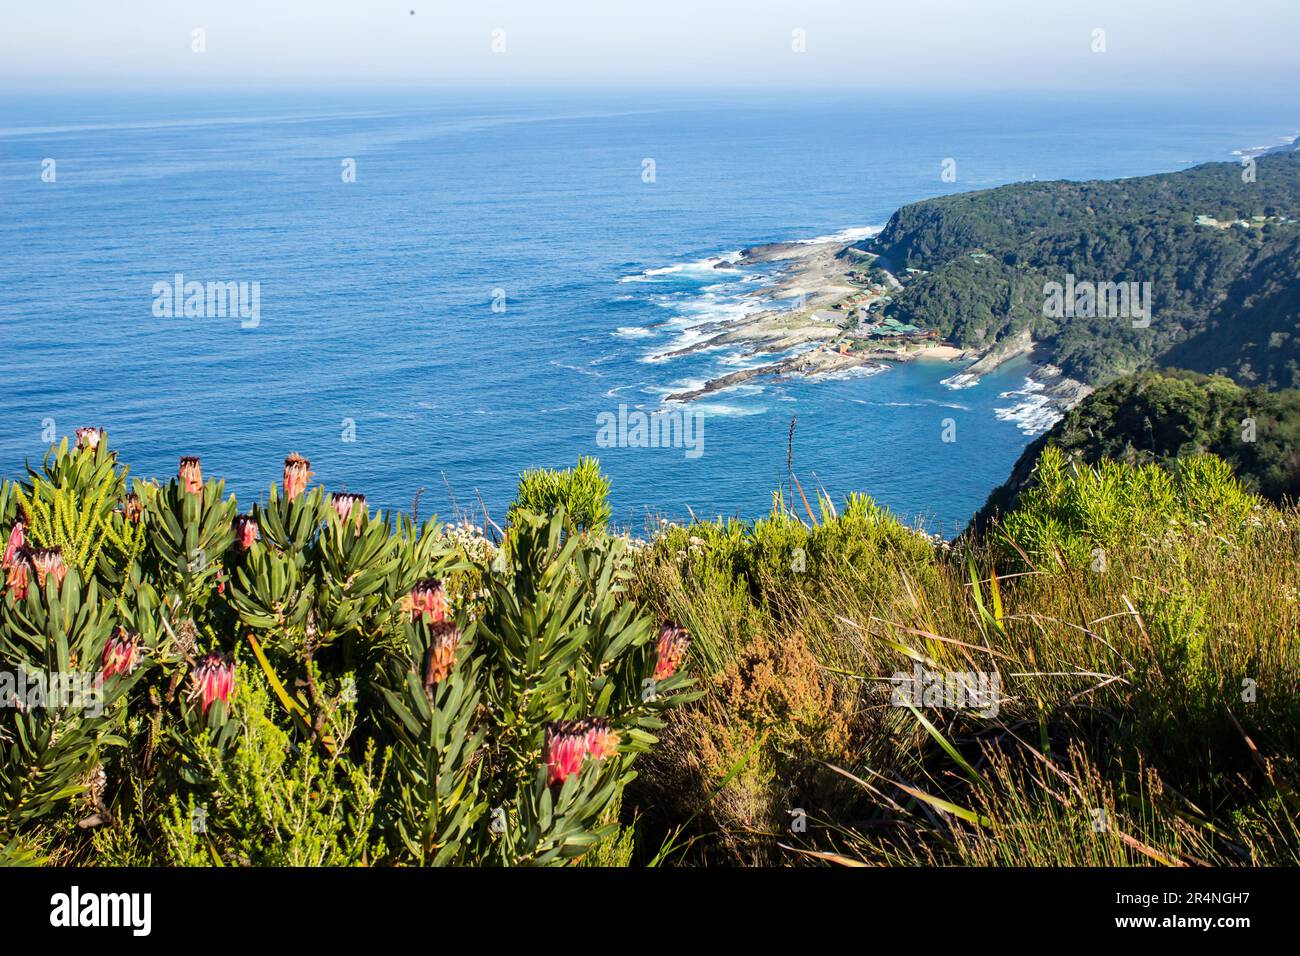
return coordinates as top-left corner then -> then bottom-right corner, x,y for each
872,148 -> 1300,387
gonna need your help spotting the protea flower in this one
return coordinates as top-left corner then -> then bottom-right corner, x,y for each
188,653 -> 236,716
543,721 -> 589,787
2,521 -> 23,569
582,718 -> 621,761
4,554 -> 29,600
121,493 -> 143,524
331,492 -> 367,529
283,453 -> 313,501
543,717 -> 620,787
423,620 -> 461,689
29,547 -> 67,588
75,427 -> 103,451
232,514 -> 259,554
406,578 -> 448,623
653,622 -> 690,680
179,456 -> 203,495
101,627 -> 142,680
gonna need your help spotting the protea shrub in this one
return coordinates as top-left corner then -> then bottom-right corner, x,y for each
0,432 -> 696,867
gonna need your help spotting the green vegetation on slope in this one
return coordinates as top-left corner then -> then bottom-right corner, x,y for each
3,435 -> 1297,867
632,447 -> 1298,865
975,370 -> 1300,528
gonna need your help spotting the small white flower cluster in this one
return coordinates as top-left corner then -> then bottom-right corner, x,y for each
442,521 -> 496,563
614,532 -> 652,555
674,535 -> 706,564
913,529 -> 950,551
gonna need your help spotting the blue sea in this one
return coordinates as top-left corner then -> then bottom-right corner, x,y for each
1,89 -> 1295,535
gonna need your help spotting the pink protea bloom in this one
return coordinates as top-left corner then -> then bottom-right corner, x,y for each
423,620 -> 461,689
544,721 -> 589,787
331,492 -> 367,529
75,427 -> 104,451
232,514 -> 259,554
101,627 -> 142,680
188,653 -> 236,716
653,622 -> 690,681
2,521 -> 23,569
29,548 -> 67,588
406,578 -> 448,623
282,453 -> 313,501
582,718 -> 621,761
544,718 -> 620,787
179,456 -> 203,495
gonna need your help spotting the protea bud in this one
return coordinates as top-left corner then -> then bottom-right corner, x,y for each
406,578 -> 448,623
423,620 -> 461,689
331,492 -> 367,529
121,493 -> 143,524
653,622 -> 690,680
179,456 -> 203,495
543,717 -> 620,787
232,514 -> 259,554
188,653 -> 236,716
101,627 -> 142,679
2,521 -> 23,569
29,547 -> 67,588
282,453 -> 313,501
75,427 -> 104,451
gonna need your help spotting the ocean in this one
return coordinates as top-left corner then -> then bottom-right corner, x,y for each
1,88 -> 1295,536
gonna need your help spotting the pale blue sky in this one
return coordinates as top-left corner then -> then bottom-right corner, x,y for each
3,0 -> 1297,92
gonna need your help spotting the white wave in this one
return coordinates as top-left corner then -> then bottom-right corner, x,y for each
941,371 -> 981,390
815,363 -> 889,382
856,399 -> 972,411
694,401 -> 766,418
792,224 -> 884,245
549,360 -> 602,378
994,378 -> 1061,436
614,326 -> 655,338
619,252 -> 743,283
